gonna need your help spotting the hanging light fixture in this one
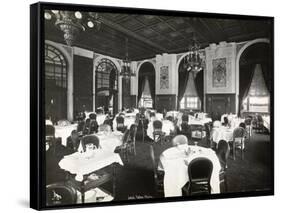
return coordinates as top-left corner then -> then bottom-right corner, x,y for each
45,10 -> 102,46
183,33 -> 203,73
120,37 -> 135,78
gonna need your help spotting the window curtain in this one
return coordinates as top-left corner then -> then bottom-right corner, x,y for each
109,70 -> 116,101
147,74 -> 156,108
195,70 -> 204,111
261,63 -> 271,93
239,64 -> 255,115
178,70 -> 189,109
137,75 -> 145,104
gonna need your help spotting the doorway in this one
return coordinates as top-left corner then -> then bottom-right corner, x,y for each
95,58 -> 119,115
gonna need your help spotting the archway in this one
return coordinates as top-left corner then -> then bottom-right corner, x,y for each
137,62 -> 156,109
95,58 -> 119,115
238,42 -> 271,115
44,43 -> 68,122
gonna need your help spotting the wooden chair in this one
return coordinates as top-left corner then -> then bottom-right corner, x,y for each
149,144 -> 164,197
244,117 -> 252,141
182,157 -> 213,196
81,135 -> 100,151
114,129 -> 131,162
128,124 -> 138,156
232,127 -> 246,160
82,118 -> 91,135
181,121 -> 191,139
153,120 -> 165,144
46,182 -> 77,206
190,124 -> 205,145
216,140 -> 230,192
116,116 -> 127,133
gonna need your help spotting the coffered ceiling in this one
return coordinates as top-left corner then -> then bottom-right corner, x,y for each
45,11 -> 272,61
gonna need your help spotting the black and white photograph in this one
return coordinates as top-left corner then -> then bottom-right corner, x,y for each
30,1 -> 274,210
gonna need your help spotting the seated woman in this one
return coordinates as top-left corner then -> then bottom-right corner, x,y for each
66,130 -> 80,153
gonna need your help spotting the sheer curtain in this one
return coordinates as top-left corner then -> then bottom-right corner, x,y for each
147,74 -> 156,108
239,64 -> 255,114
178,70 -> 189,109
138,75 -> 145,105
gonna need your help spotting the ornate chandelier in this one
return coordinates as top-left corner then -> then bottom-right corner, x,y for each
120,38 -> 135,78
183,34 -> 203,73
44,10 -> 101,46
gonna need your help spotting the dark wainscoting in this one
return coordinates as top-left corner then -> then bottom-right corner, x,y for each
130,95 -> 137,108
73,55 -> 93,114
155,95 -> 177,112
206,94 -> 236,120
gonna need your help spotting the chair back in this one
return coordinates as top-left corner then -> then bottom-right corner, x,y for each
233,127 -> 245,139
129,124 -> 137,143
245,117 -> 252,126
89,120 -> 99,134
188,157 -> 213,183
239,122 -> 246,129
77,120 -> 85,133
172,135 -> 188,146
181,121 -> 190,132
82,118 -> 91,135
216,140 -> 230,170
153,120 -> 163,131
122,129 -> 131,144
81,135 -> 100,151
89,113 -> 97,120
46,182 -> 77,206
182,114 -> 189,122
166,116 -> 174,122
116,116 -> 125,127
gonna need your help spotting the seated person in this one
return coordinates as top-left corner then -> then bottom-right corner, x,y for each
98,124 -> 112,135
222,117 -> 229,127
66,130 -> 80,153
46,137 -> 71,185
82,118 -> 91,135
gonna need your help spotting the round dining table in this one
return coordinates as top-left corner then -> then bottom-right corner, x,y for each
158,144 -> 221,197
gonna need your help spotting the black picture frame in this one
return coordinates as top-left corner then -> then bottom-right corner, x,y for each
30,1 -> 274,210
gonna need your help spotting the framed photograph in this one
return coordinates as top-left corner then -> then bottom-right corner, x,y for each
30,1 -> 274,210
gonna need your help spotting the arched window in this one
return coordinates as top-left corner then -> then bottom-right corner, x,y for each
96,58 -> 118,91
179,72 -> 201,110
44,44 -> 67,121
45,44 -> 67,88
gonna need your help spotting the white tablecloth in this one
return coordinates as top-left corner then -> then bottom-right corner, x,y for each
188,118 -> 212,126
166,111 -> 180,118
55,124 -> 78,146
96,114 -> 107,125
147,120 -> 175,140
77,132 -> 123,153
211,127 -> 234,143
159,145 -> 221,197
59,149 -> 123,181
263,116 -> 270,132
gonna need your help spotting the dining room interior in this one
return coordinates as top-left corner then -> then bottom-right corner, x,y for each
43,9 -> 273,206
